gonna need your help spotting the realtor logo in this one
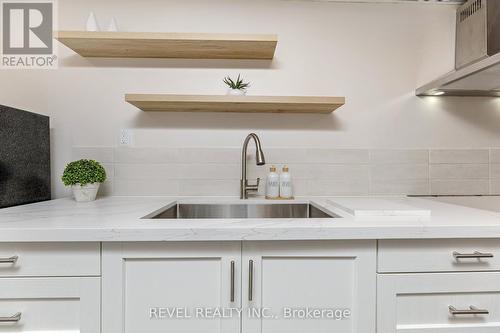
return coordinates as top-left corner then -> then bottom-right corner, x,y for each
1,1 -> 57,68
3,2 -> 52,54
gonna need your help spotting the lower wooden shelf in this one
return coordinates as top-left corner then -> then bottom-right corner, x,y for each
125,94 -> 345,114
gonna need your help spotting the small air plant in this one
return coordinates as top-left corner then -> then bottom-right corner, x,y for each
223,74 -> 250,96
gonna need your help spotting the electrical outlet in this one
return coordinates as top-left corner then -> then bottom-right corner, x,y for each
119,129 -> 134,146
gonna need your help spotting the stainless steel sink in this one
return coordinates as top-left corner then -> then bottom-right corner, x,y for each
144,203 -> 339,219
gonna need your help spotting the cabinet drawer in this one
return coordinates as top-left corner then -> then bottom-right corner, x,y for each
0,277 -> 100,333
0,243 -> 100,277
378,272 -> 500,332
378,239 -> 500,273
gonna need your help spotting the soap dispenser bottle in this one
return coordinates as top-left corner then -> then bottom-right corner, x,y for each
266,166 -> 280,199
280,166 -> 293,199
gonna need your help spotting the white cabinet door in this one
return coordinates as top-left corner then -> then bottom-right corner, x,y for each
378,272 -> 500,332
242,240 -> 376,333
102,242 -> 241,333
0,277 -> 100,333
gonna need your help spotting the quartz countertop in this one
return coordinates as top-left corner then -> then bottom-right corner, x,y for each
426,196 -> 500,213
1,196 -> 500,242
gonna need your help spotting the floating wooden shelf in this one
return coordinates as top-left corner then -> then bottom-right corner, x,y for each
54,31 -> 277,59
125,94 -> 345,114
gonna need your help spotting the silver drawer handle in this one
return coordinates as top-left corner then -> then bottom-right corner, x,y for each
0,256 -> 18,264
453,251 -> 493,260
248,260 -> 254,302
449,306 -> 489,316
0,312 -> 22,322
230,260 -> 235,303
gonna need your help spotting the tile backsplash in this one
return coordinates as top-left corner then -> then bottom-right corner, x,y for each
72,147 -> 500,197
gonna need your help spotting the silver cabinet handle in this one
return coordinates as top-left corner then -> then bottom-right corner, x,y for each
449,305 -> 489,316
230,261 -> 235,303
0,312 -> 22,322
248,260 -> 254,302
0,256 -> 18,264
453,251 -> 494,260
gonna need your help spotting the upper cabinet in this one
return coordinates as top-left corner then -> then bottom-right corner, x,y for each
54,31 -> 278,59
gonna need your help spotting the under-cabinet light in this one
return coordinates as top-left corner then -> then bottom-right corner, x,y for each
432,91 -> 445,96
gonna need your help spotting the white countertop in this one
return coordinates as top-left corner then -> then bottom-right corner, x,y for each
1,196 -> 500,242
427,196 -> 500,213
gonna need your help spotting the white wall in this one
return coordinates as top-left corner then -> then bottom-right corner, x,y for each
1,0 -> 500,198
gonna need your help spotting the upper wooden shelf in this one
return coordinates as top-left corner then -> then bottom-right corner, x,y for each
54,31 -> 277,59
125,94 -> 345,114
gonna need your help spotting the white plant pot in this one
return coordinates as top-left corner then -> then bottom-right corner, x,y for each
71,183 -> 101,202
227,89 -> 246,96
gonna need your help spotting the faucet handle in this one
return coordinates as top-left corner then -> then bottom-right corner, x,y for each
246,178 -> 260,191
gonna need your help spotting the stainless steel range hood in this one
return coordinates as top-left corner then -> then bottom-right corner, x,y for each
416,0 -> 500,96
416,53 -> 500,96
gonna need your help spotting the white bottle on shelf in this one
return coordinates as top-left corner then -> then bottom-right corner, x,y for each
265,166 -> 280,199
280,166 -> 293,199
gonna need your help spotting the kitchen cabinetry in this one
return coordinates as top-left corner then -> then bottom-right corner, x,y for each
378,239 -> 500,332
378,239 -> 500,273
378,273 -> 500,332
242,241 -> 376,333
0,277 -> 100,333
0,243 -> 101,333
4,237 -> 497,332
0,242 -> 100,276
102,240 -> 376,333
102,242 -> 241,333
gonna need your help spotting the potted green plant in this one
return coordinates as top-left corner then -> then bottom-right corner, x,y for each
223,74 -> 250,96
62,159 -> 107,202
